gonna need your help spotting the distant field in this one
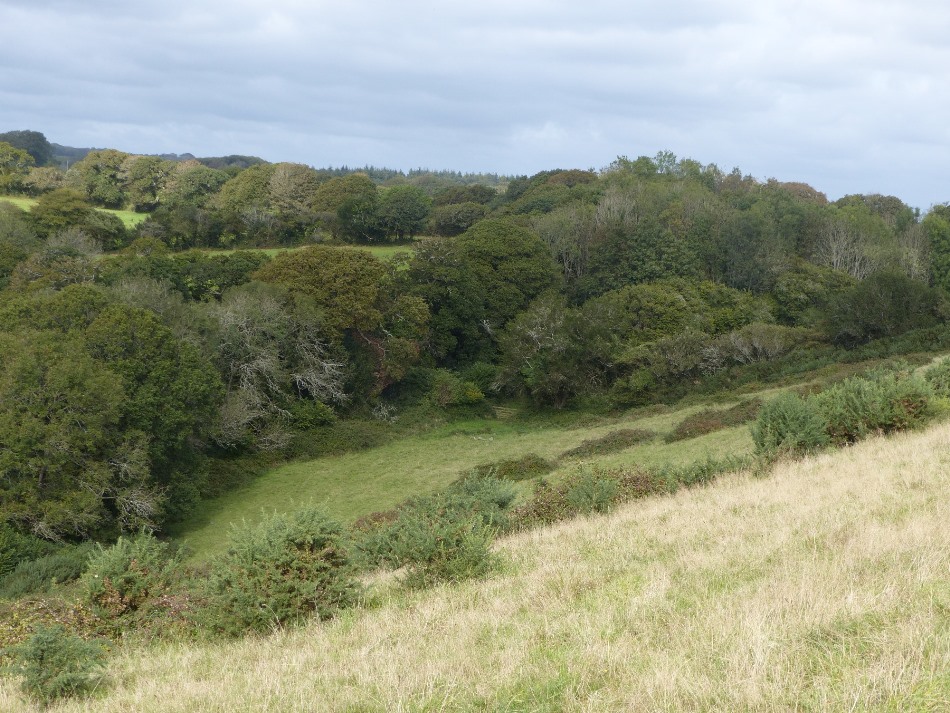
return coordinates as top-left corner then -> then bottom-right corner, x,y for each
173,399 -> 755,559
194,243 -> 416,261
0,195 -> 147,228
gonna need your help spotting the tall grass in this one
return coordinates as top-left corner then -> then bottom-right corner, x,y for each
4,421 -> 948,711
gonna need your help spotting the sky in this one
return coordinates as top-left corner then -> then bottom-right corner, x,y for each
2,0 -> 949,210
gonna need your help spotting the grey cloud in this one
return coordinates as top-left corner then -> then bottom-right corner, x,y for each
2,0 -> 950,207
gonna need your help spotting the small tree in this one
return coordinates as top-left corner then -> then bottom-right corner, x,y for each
4,625 -> 106,705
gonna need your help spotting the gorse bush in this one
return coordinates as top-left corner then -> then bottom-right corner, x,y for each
666,399 -> 762,443
472,452 -> 553,481
753,363 -> 938,457
201,508 -> 359,636
814,366 -> 933,444
751,393 -> 830,457
81,532 -> 182,620
3,624 -> 106,705
923,357 -> 950,397
559,428 -> 656,459
565,472 -> 619,515
0,544 -> 94,600
354,474 -> 515,587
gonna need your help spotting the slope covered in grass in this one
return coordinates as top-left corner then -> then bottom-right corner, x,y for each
175,404 -> 754,559
5,420 -> 948,711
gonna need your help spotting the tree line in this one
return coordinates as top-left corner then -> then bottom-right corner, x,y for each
2,130 -> 950,545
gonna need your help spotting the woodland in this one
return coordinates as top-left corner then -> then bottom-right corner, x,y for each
1,128 -> 950,707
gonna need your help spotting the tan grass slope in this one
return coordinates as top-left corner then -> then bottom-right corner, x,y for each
4,424 -> 950,712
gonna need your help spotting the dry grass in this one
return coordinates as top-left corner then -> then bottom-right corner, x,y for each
4,423 -> 950,711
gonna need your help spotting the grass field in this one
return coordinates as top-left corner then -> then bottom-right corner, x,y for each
193,243 -> 416,262
6,418 -> 948,711
0,195 -> 147,228
173,400 -> 755,560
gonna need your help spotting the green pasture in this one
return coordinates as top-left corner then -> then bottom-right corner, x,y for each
0,195 -> 147,228
173,399 -> 755,560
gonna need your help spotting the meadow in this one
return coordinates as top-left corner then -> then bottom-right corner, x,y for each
0,195 -> 147,229
4,415 -> 947,711
173,399 -> 757,559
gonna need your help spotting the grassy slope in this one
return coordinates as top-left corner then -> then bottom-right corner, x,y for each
6,420 -> 948,711
175,402 -> 754,559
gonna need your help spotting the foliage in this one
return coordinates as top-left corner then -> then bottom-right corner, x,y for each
558,429 -> 656,459
667,399 -> 763,442
201,508 -> 359,636
814,365 -> 934,445
0,330 -> 129,539
509,470 -> 632,529
430,201 -> 489,236
471,453 -> 554,481
826,270 -> 949,347
0,130 -> 53,166
751,393 -> 830,457
923,357 -> 950,398
66,148 -> 130,207
427,369 -> 484,407
0,525 -> 56,580
0,544 -> 94,600
3,624 -> 107,705
81,533 -> 183,620
496,293 -> 614,408
354,474 -> 515,587
0,141 -> 35,194
377,184 -> 431,239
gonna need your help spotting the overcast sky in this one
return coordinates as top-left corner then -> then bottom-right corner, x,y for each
2,0 -> 949,209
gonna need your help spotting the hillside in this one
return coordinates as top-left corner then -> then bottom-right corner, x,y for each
4,422 -> 947,711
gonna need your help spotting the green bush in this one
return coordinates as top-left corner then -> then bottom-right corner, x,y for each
666,399 -> 762,442
0,526 -> 57,580
354,475 -> 514,587
559,428 -> 656,459
3,624 -> 106,705
201,509 -> 359,636
510,470 -> 625,529
814,367 -> 933,445
0,544 -> 94,600
81,533 -> 182,619
751,393 -> 829,457
924,357 -> 950,397
472,453 -> 553,481
565,472 -> 619,515
428,369 -> 484,407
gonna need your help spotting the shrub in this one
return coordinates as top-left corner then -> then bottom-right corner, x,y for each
472,453 -> 554,481
559,428 -> 656,459
510,470 -> 624,529
3,624 -> 106,705
0,526 -> 57,580
924,357 -> 950,397
354,475 -> 514,587
0,544 -> 94,600
666,399 -> 762,442
565,472 -> 619,515
751,393 -> 829,457
81,533 -> 182,620
201,509 -> 359,636
814,367 -> 933,444
428,369 -> 484,407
